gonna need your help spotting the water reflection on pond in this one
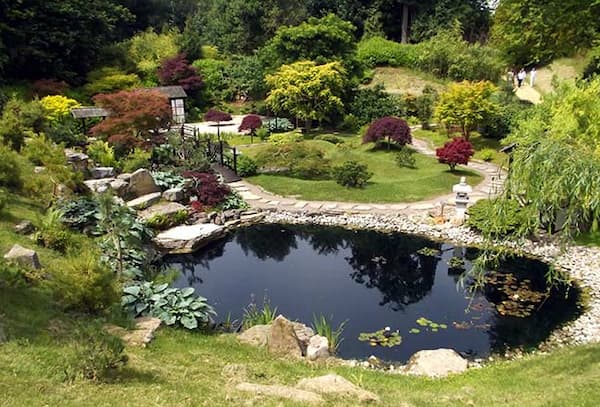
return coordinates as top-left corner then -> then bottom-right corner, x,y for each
165,224 -> 581,362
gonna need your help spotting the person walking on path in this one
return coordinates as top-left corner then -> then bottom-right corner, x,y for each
517,68 -> 526,87
529,67 -> 537,87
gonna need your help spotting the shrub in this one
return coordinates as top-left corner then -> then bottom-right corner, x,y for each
0,188 -> 7,215
151,171 -> 186,190
183,171 -> 230,207
236,155 -> 258,177
339,114 -> 361,133
263,117 -> 294,133
478,148 -> 496,162
32,79 -> 69,97
357,36 -> 419,68
314,134 -> 343,145
87,140 -> 118,168
122,282 -> 215,329
0,97 -> 45,151
395,148 -> 417,168
40,95 -> 81,122
349,85 -> 401,126
436,137 -> 474,171
84,67 -> 141,96
65,323 -> 127,382
56,196 -> 100,232
466,199 -> 532,237
157,53 -> 203,92
22,134 -> 65,166
238,114 -> 263,140
220,191 -> 249,211
256,127 -> 270,141
363,116 -> 412,149
46,121 -> 86,147
268,132 -> 303,146
34,208 -> 75,253
204,108 -> 232,122
52,253 -> 119,313
415,86 -> 438,129
145,210 -> 188,230
331,160 -> 373,188
121,148 -> 151,173
0,144 -> 23,190
255,143 -> 331,179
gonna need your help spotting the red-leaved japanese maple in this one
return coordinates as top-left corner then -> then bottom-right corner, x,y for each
363,116 -> 412,149
91,90 -> 171,145
436,137 -> 474,171
204,109 -> 233,141
238,114 -> 262,142
157,53 -> 203,92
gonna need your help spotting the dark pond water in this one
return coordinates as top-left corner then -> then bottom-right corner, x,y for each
165,224 -> 581,362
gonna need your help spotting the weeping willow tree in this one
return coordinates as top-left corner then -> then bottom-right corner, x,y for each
470,77 -> 600,284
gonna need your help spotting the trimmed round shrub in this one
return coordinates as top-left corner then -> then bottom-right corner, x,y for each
314,134 -> 343,145
331,160 -> 373,188
478,148 -> 495,162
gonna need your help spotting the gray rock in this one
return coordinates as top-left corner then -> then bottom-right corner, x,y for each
3,244 -> 41,269
138,202 -> 187,221
154,223 -> 226,254
65,150 -> 88,172
90,167 -> 116,179
162,187 -> 185,202
236,382 -> 323,404
127,169 -> 160,198
296,374 -> 379,403
14,220 -> 34,235
117,173 -> 132,181
291,322 -> 314,351
306,335 -> 329,361
126,192 -> 162,210
34,166 -> 46,174
84,178 -> 115,193
105,317 -> 161,347
109,179 -> 129,198
238,324 -> 270,347
268,315 -> 303,358
404,348 -> 468,377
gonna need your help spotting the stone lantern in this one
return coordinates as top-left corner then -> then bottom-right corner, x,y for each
452,176 -> 472,221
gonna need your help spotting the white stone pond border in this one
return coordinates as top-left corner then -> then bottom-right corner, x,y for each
261,210 -> 600,348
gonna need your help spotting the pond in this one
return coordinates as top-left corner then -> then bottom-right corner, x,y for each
165,224 -> 581,363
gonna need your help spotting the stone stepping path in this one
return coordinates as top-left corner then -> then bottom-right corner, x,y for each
228,137 -> 506,216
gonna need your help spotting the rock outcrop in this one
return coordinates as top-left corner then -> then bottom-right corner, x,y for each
154,223 -> 226,254
297,374 -> 379,403
268,315 -> 303,358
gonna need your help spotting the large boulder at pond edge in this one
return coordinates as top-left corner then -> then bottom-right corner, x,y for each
154,223 -> 226,254
3,244 -> 41,269
268,315 -> 303,358
404,348 -> 468,377
306,335 -> 329,361
127,169 -> 160,198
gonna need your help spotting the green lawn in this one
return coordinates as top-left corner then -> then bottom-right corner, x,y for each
241,135 -> 482,203
414,129 -> 509,167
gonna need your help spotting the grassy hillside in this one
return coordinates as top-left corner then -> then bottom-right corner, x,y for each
367,67 -> 447,95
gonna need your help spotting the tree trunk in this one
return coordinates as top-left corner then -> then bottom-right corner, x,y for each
401,3 -> 410,44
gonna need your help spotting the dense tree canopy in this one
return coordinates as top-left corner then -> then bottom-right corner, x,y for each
0,0 -> 132,80
491,0 -> 600,66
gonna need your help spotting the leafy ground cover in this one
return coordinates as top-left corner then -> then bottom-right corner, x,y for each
241,134 -> 482,203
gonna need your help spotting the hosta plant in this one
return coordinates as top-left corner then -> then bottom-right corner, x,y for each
122,281 -> 215,330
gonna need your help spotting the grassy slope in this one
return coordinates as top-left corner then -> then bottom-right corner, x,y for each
368,67 -> 447,95
242,136 -> 482,203
2,190 -> 600,406
534,55 -> 589,95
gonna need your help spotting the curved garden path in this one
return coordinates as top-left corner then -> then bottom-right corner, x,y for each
229,137 -> 506,216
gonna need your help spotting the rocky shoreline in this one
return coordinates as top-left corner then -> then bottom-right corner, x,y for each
261,210 -> 600,348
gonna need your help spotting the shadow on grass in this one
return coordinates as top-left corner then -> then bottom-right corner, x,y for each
111,367 -> 163,385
